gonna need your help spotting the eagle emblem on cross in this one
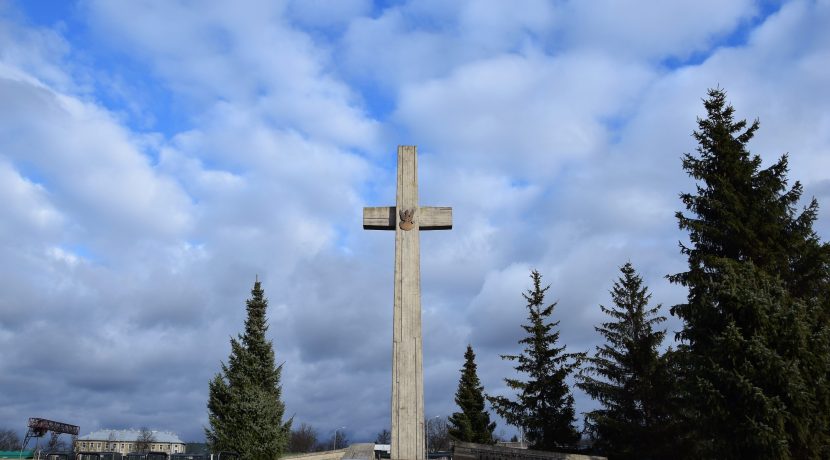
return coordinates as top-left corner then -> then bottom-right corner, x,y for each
399,208 -> 415,231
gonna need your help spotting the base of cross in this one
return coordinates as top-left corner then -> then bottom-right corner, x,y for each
280,441 -> 606,460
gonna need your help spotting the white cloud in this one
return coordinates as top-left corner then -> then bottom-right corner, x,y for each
339,0 -> 557,90
395,51 -> 654,179
287,0 -> 371,29
456,0 -> 555,52
83,0 -> 381,150
0,74 -> 193,247
341,10 -> 464,90
559,0 -> 759,60
0,7 -> 77,92
0,160 -> 63,240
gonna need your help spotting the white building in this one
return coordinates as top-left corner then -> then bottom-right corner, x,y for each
75,429 -> 185,455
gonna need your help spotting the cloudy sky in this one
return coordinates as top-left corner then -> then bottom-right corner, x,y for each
2,0 -> 829,446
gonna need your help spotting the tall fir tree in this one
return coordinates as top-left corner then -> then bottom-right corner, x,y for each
577,262 -> 674,460
669,88 -> 830,458
671,88 -> 828,300
448,344 -> 496,444
488,270 -> 582,451
206,279 -> 292,459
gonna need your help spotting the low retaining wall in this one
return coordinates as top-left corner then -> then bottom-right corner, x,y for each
452,441 -> 606,460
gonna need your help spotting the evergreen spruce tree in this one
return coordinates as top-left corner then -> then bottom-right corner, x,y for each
448,344 -> 496,444
672,88 -> 828,300
206,279 -> 291,459
577,262 -> 674,460
669,88 -> 830,458
488,270 -> 582,451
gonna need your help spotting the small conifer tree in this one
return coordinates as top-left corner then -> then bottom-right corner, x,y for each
206,279 -> 291,459
488,270 -> 582,451
577,262 -> 673,459
448,344 -> 496,444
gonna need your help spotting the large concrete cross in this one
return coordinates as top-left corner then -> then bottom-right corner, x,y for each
364,146 -> 452,460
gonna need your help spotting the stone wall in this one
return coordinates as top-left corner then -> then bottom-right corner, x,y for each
451,441 -> 606,460
281,441 -> 605,460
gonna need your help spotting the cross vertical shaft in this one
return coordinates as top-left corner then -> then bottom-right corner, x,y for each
393,146 -> 423,460
363,146 -> 452,460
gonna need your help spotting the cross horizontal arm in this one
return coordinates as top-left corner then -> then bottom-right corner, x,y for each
363,206 -> 395,230
419,206 -> 452,230
363,206 -> 452,230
